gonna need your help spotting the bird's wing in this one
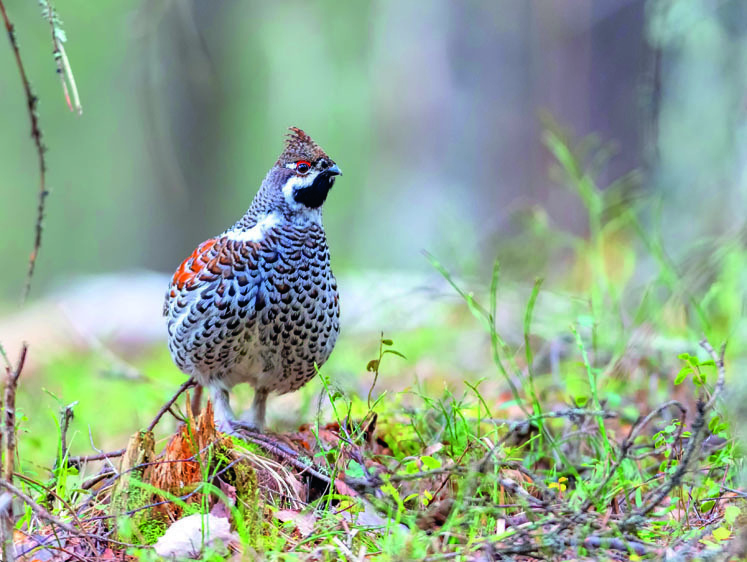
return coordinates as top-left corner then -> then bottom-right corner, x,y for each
163,237 -> 265,315
163,236 -> 267,376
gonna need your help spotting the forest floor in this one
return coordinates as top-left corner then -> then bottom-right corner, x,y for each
3,130 -> 746,561
5,277 -> 744,561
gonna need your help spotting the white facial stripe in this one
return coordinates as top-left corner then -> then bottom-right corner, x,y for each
226,212 -> 280,242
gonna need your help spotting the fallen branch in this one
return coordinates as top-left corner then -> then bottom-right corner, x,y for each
68,448 -> 126,466
0,480 -> 79,536
146,377 -> 197,432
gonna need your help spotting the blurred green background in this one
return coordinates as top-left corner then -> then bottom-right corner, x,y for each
0,0 -> 745,467
0,0 -> 743,296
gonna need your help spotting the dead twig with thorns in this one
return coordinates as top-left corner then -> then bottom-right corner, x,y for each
0,2 -> 49,301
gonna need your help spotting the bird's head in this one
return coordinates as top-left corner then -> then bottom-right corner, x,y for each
273,127 -> 342,212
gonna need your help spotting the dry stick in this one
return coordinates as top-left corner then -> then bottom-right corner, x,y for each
0,2 -> 49,302
0,480 -> 79,536
628,339 -> 726,523
12,472 -> 98,556
577,535 -> 649,556
68,448 -> 126,466
0,343 -> 11,373
14,534 -> 88,562
239,433 -> 333,485
0,346 -> 27,562
580,399 -> 687,512
0,480 -> 140,557
146,377 -> 197,432
3,344 -> 26,481
58,402 -> 75,466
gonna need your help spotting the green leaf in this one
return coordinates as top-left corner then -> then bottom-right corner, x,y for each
708,415 -> 720,432
345,460 -> 365,479
700,500 -> 715,512
674,366 -> 691,385
724,505 -> 741,525
712,527 -> 731,541
421,456 -> 441,470
383,350 -> 407,360
381,339 -> 393,346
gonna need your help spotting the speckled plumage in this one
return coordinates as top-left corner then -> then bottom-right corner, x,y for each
164,128 -> 341,432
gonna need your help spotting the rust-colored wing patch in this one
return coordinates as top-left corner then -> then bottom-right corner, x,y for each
172,239 -> 218,290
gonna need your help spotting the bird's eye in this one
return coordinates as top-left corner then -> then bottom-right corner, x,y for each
296,160 -> 311,175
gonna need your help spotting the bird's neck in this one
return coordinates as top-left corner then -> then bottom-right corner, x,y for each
229,197 -> 323,237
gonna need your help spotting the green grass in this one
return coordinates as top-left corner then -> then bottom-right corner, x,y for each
5,126 -> 746,560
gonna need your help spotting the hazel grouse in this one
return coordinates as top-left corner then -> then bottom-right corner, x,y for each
164,128 -> 342,433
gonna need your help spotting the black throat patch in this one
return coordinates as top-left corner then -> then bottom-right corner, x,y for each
293,171 -> 336,209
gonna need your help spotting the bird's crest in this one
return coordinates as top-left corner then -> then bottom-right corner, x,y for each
276,127 -> 328,166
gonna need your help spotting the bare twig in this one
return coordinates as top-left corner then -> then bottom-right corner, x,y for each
0,480 -> 79,535
239,432 -> 333,485
68,448 -> 126,466
581,399 -> 687,512
482,408 -> 618,426
3,344 -> 26,481
146,377 -> 197,432
627,339 -> 726,522
0,493 -> 13,562
58,401 -> 76,466
0,345 -> 27,561
699,339 -> 726,411
0,2 -> 50,301
87,425 -> 119,476
575,534 -> 650,556
0,343 -> 11,373
12,472 -> 97,554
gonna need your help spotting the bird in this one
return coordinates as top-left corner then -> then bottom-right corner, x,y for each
163,127 -> 342,434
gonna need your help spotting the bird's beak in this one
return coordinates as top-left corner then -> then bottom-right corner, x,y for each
327,163 -> 342,176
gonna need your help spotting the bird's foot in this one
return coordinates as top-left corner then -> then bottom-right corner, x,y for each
216,418 -> 260,437
216,418 -> 299,459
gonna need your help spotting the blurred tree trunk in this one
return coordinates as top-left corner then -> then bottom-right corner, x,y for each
138,0 -> 230,269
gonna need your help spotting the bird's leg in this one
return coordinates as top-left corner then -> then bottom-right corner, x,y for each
209,387 -> 297,459
210,385 -> 238,435
239,388 -> 268,432
207,388 -> 298,459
